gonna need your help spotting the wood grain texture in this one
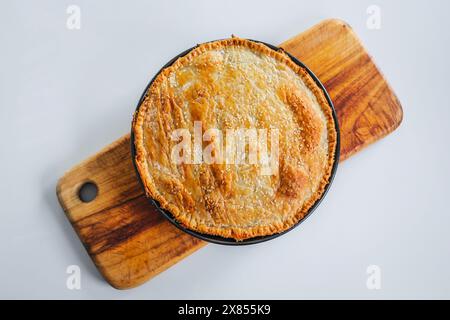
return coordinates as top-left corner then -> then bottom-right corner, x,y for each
281,19 -> 403,159
56,19 -> 402,289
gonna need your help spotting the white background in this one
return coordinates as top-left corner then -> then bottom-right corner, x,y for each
1,0 -> 449,299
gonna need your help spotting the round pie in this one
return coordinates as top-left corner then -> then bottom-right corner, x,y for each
132,38 -> 338,241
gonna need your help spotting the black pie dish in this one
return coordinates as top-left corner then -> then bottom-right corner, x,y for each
130,39 -> 340,245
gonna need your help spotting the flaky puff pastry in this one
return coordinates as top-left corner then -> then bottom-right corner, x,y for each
133,38 -> 337,240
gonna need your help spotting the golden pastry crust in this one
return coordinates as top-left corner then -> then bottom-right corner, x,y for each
133,38 -> 337,240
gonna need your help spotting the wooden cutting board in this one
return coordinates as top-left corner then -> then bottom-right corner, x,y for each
56,19 -> 403,289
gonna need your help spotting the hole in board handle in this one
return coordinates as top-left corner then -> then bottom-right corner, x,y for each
78,182 -> 98,203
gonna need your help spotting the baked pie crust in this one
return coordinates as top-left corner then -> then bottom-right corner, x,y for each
133,38 -> 337,240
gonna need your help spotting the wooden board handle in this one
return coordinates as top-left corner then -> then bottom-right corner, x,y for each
57,19 -> 402,289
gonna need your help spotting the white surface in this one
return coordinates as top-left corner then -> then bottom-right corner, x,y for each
1,0 -> 449,299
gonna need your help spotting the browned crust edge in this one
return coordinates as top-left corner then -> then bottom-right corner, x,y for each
132,38 -> 337,240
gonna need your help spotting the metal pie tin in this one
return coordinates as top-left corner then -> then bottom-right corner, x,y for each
131,39 -> 340,245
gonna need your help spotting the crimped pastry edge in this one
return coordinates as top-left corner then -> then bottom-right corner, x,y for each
132,38 -> 338,241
